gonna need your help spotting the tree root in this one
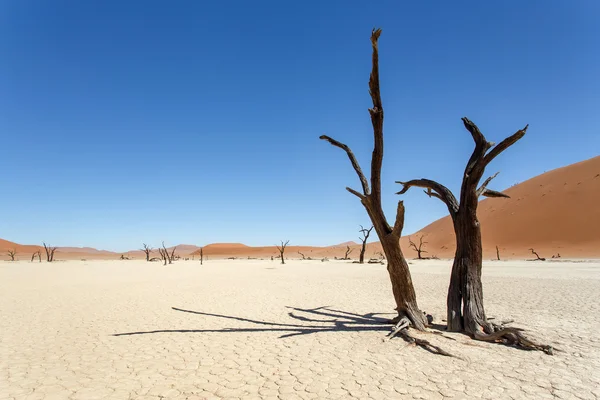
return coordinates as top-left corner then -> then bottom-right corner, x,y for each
473,326 -> 555,355
384,317 -> 461,359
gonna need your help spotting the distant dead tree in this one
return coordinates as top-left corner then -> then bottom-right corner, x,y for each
120,254 -> 130,260
298,251 -> 307,260
43,242 -> 58,262
529,248 -> 546,261
320,30 -> 432,339
358,225 -> 373,264
496,245 -> 501,261
31,250 -> 41,262
200,248 -> 203,265
160,242 -> 173,265
158,247 -> 168,265
141,244 -> 153,262
397,118 -> 552,353
7,249 -> 17,261
343,245 -> 354,260
408,235 -> 428,260
170,246 -> 177,262
275,240 -> 289,265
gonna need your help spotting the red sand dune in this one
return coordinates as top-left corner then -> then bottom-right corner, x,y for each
2,156 -> 599,261
399,155 -> 600,259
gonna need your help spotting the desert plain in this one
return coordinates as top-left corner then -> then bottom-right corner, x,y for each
1,258 -> 599,400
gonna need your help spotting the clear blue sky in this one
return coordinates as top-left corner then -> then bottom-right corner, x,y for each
1,1 -> 598,252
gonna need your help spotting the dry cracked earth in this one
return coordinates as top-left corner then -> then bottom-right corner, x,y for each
1,259 -> 599,400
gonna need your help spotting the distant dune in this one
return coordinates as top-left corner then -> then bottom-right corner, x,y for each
2,156 -> 598,261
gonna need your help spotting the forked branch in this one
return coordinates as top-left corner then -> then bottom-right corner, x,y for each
319,135 -> 369,198
396,179 -> 459,215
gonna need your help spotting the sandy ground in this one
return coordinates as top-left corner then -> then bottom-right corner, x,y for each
1,259 -> 599,400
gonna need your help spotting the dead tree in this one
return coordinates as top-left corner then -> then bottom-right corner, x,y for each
358,225 -> 373,264
7,249 -> 17,261
529,248 -> 546,261
496,245 -> 500,261
343,245 -> 354,260
158,247 -> 168,265
169,246 -> 177,262
408,235 -> 428,259
298,251 -> 307,260
397,119 -> 552,353
200,248 -> 203,265
141,244 -> 153,261
161,242 -> 173,264
43,242 -> 58,262
320,29 -> 427,331
276,240 -> 289,265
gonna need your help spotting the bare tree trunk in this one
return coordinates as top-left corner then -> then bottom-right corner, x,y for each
496,245 -> 500,261
343,245 -> 353,260
7,249 -> 17,261
276,240 -> 289,265
142,244 -> 152,262
397,119 -> 552,353
200,248 -> 203,265
358,225 -> 373,264
320,29 -> 426,330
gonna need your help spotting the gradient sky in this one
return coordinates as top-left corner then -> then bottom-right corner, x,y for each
1,1 -> 599,252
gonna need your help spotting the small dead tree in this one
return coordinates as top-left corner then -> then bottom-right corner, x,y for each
141,244 -> 153,262
170,246 -> 177,262
343,245 -> 354,260
320,29 -> 427,331
158,247 -> 168,265
408,235 -> 428,260
496,245 -> 501,261
7,249 -> 17,261
200,248 -> 203,265
298,251 -> 307,260
161,242 -> 172,264
358,225 -> 373,264
529,248 -> 546,261
397,119 -> 552,353
276,240 -> 289,265
43,242 -> 58,262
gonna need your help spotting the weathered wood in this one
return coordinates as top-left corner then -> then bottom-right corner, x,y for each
141,244 -> 152,262
397,119 -> 548,352
320,29 -> 426,331
408,235 -> 428,260
358,225 -> 373,264
276,240 -> 289,265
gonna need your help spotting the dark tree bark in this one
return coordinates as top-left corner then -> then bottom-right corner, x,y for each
141,244 -> 152,262
397,119 -> 551,353
200,248 -> 203,265
158,247 -> 168,265
276,240 -> 289,265
529,248 -> 546,261
7,249 -> 17,261
358,225 -> 373,264
320,29 -> 426,331
496,245 -> 500,261
298,251 -> 307,260
408,235 -> 428,259
343,245 -> 354,260
43,242 -> 58,262
160,242 -> 173,265
170,246 -> 177,262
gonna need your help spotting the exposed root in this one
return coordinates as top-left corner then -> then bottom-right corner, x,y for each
384,317 -> 461,359
473,326 -> 555,355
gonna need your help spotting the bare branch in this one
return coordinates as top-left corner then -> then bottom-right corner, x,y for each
476,171 -> 500,197
319,135 -> 369,195
391,200 -> 405,237
483,125 -> 528,166
346,187 -> 366,199
368,28 -> 384,201
481,189 -> 510,198
461,117 -> 494,176
396,179 -> 459,215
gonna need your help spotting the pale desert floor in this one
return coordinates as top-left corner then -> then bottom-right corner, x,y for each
1,259 -> 599,400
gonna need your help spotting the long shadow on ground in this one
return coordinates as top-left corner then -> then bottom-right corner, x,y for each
112,306 -> 395,338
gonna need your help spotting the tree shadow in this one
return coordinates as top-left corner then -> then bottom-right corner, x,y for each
113,306 -> 395,339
